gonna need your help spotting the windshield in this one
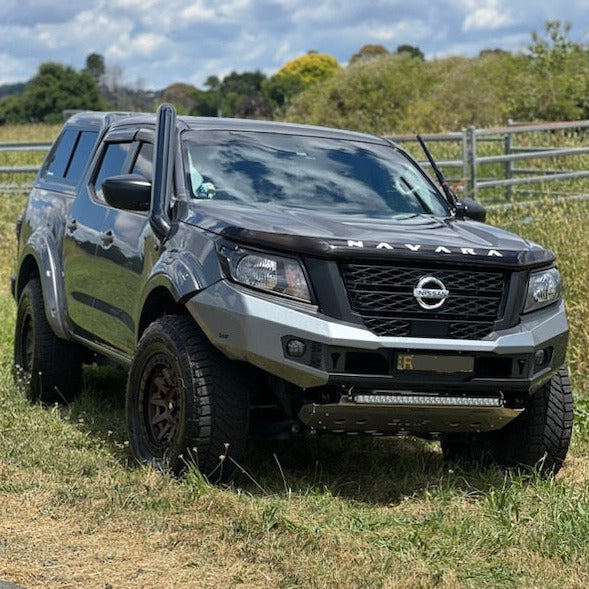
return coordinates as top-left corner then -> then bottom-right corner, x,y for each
182,130 -> 449,218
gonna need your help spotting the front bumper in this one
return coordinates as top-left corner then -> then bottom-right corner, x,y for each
187,280 -> 568,393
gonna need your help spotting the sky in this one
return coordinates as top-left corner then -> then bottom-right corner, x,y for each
0,0 -> 588,91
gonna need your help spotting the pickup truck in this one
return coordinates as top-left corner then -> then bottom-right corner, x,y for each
13,105 -> 573,478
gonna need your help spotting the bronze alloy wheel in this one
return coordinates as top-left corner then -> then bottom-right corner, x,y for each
142,354 -> 183,451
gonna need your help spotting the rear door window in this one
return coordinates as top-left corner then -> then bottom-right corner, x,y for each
43,129 -> 77,180
65,131 -> 98,185
42,129 -> 98,187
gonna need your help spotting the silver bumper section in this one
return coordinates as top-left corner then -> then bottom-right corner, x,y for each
186,280 -> 569,389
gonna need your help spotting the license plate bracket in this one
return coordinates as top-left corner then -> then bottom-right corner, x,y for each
396,353 -> 474,374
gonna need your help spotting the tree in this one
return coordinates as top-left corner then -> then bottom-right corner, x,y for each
277,52 -> 340,86
21,62 -> 107,123
286,53 -> 427,134
263,73 -> 305,111
405,53 -> 525,131
529,20 -> 575,62
204,75 -> 221,91
396,45 -> 424,60
479,48 -> 509,57
349,44 -> 389,64
162,82 -> 198,114
285,50 -> 528,133
518,20 -> 589,121
84,53 -> 106,84
190,89 -> 219,117
220,70 -> 267,116
0,95 -> 25,125
265,52 -> 340,113
234,95 -> 272,119
191,70 -> 270,118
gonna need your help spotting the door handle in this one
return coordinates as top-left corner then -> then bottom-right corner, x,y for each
66,218 -> 77,232
100,229 -> 114,246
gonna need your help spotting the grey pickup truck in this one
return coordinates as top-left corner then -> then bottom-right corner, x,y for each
13,105 -> 572,478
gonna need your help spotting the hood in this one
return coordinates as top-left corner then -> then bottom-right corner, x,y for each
178,201 -> 553,268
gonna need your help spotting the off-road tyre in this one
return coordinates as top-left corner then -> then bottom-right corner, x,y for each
126,315 -> 249,480
14,278 -> 82,403
441,367 -> 573,475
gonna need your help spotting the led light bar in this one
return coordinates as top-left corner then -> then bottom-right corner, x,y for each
353,393 -> 503,408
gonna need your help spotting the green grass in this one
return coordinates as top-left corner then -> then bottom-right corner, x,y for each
1,134 -> 589,587
0,124 -> 59,187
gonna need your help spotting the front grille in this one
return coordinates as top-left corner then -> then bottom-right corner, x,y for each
340,262 -> 508,339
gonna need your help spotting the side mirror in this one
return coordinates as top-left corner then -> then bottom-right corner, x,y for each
455,197 -> 487,223
102,174 -> 151,212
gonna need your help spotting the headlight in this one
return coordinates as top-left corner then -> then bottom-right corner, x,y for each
222,247 -> 311,303
523,267 -> 562,313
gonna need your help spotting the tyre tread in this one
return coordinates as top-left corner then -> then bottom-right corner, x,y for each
14,279 -> 82,403
126,315 -> 248,479
442,367 -> 573,475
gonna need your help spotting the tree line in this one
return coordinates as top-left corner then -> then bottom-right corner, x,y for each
286,21 -> 589,134
0,21 -> 587,134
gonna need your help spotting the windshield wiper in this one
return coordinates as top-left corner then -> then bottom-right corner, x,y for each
416,135 -> 458,210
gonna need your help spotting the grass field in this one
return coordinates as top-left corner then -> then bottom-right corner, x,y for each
0,126 -> 589,588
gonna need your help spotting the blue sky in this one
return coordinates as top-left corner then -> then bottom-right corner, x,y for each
0,0 -> 587,90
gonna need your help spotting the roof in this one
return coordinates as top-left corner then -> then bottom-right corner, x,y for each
66,110 -> 389,146
64,111 -> 145,132
178,116 -> 388,145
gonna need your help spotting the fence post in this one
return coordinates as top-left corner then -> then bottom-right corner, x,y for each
468,126 -> 477,200
504,130 -> 513,201
461,128 -> 468,191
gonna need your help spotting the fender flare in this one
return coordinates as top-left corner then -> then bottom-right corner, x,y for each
138,249 -> 210,338
16,231 -> 69,340
143,249 -> 208,301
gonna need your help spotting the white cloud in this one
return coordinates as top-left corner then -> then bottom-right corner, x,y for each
0,0 -> 586,89
368,21 -> 433,43
180,3 -> 218,23
35,11 -> 127,49
107,32 -> 167,61
0,52 -> 31,83
455,0 -> 514,32
463,8 -> 514,32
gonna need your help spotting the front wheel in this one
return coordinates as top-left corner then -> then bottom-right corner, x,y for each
441,367 -> 574,475
126,315 -> 249,479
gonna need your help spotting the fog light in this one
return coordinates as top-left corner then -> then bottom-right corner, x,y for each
286,339 -> 306,358
534,349 -> 546,366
